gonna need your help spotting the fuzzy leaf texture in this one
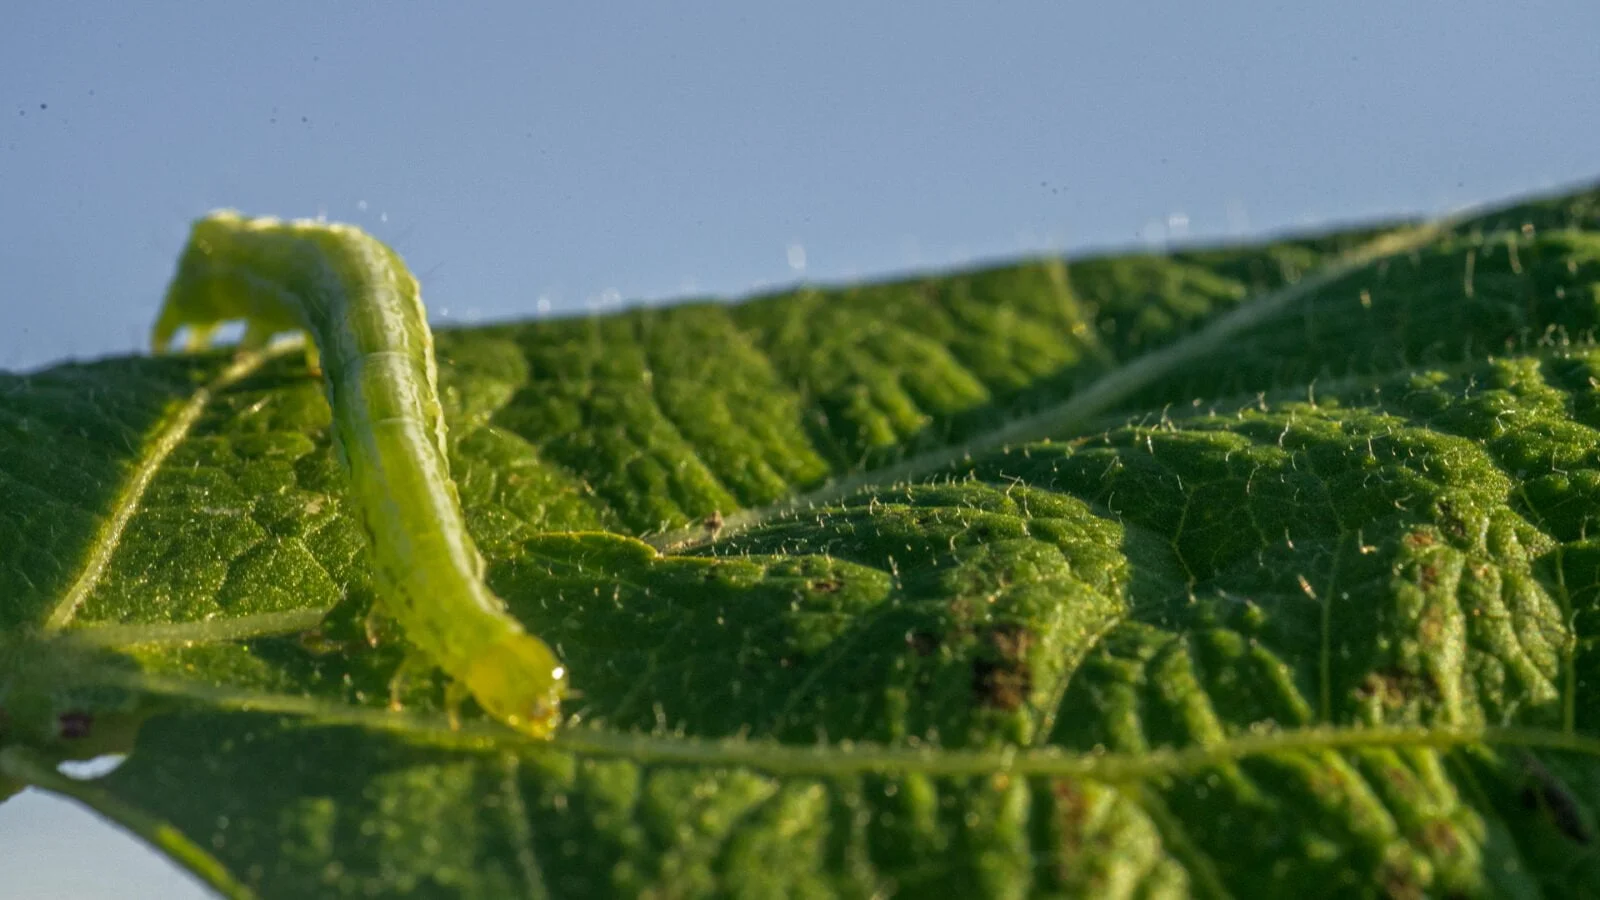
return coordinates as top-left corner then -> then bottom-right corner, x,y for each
5,184 -> 1600,898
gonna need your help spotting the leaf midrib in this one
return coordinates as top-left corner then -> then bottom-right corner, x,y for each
92,663 -> 1600,781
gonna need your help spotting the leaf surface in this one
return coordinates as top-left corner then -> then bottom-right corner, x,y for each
5,185 -> 1600,897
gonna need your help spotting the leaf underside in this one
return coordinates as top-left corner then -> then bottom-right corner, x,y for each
5,185 -> 1600,897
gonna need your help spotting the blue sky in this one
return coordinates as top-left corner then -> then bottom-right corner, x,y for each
3,2 -> 1599,896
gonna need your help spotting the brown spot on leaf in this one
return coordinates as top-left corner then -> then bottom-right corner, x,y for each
1420,819 -> 1460,856
948,597 -> 976,625
990,623 -> 1035,661
1436,500 -> 1467,540
1403,531 -> 1435,549
810,578 -> 842,593
1381,861 -> 1424,900
905,630 -> 941,656
1417,562 -> 1440,591
972,623 -> 1036,709
973,658 -> 1032,711
1380,764 -> 1418,797
1355,667 -> 1436,710
1053,778 -> 1087,860
56,711 -> 92,740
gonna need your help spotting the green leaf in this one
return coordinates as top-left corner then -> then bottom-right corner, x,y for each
6,183 -> 1600,897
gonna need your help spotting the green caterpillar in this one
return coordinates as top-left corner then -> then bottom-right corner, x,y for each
152,211 -> 566,737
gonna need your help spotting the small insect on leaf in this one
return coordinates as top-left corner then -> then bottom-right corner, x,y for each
152,211 -> 569,737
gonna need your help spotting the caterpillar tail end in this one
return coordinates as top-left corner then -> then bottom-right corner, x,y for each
459,633 -> 569,739
151,261 -> 223,355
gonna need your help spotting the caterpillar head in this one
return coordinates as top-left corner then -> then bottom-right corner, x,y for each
458,634 -> 568,738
